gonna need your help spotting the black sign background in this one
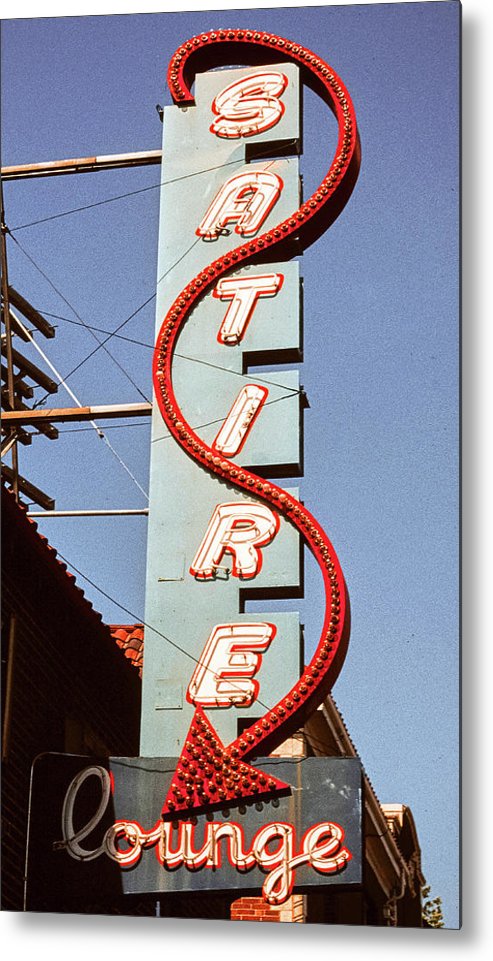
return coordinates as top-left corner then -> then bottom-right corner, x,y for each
26,754 -> 362,912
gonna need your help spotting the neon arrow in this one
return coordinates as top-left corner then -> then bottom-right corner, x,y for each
162,709 -> 291,820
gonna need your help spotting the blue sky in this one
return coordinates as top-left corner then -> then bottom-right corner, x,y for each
2,0 -> 460,930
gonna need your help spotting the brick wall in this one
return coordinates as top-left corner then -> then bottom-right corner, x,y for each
231,895 -> 306,923
1,491 -> 141,911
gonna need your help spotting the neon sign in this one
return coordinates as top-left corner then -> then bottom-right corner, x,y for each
213,273 -> 284,345
26,754 -> 362,910
210,71 -> 288,139
186,622 -> 276,707
212,384 -> 268,457
59,764 -> 351,906
154,29 -> 360,821
196,170 -> 283,239
189,501 -> 279,580
37,32 -> 362,911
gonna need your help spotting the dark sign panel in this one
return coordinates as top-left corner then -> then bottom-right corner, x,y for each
26,754 -> 362,910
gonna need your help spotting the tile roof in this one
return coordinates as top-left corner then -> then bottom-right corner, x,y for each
110,624 -> 144,677
2,483 -> 142,678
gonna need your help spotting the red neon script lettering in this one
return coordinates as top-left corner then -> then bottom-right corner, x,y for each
58,766 -> 351,906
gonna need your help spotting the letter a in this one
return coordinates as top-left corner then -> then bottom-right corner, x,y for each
196,171 -> 282,240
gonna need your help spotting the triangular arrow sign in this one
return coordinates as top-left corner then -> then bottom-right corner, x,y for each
162,708 -> 291,820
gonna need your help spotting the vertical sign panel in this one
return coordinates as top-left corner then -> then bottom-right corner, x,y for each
141,64 -> 303,756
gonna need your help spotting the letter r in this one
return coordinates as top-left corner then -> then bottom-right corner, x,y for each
190,501 -> 279,580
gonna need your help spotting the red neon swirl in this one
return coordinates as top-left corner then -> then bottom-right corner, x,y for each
154,30 -> 360,818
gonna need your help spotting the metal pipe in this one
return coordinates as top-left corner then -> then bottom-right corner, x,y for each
1,150 -> 162,181
27,509 -> 149,517
5,309 -> 31,342
2,401 -> 152,425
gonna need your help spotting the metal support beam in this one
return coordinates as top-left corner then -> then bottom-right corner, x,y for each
27,508 -> 149,517
10,345 -> 58,394
1,150 -> 162,181
2,395 -> 59,440
8,287 -> 56,338
1,429 -> 31,455
1,366 -> 34,399
2,401 -> 152,425
1,465 -> 55,511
